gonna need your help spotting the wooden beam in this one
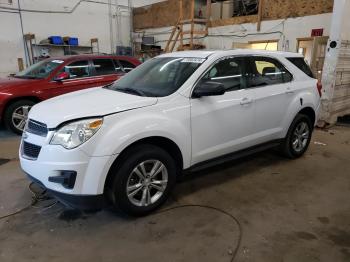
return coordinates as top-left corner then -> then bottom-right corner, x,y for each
257,0 -> 263,31
206,0 -> 211,35
170,30 -> 181,52
190,0 -> 195,49
179,0 -> 183,50
165,19 -> 180,53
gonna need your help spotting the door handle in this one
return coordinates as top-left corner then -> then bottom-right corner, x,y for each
240,97 -> 253,105
285,88 -> 294,94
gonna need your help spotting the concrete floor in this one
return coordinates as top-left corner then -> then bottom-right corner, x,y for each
0,125 -> 350,262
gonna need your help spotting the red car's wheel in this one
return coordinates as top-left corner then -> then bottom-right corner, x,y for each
4,100 -> 35,135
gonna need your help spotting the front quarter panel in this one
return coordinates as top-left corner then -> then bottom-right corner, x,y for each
80,94 -> 192,169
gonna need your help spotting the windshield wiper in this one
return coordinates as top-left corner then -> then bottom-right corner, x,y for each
116,87 -> 146,97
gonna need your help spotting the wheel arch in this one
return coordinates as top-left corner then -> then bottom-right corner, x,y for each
103,136 -> 184,194
298,106 -> 316,127
2,96 -> 41,119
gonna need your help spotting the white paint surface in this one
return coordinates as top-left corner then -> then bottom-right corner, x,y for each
20,49 -> 320,196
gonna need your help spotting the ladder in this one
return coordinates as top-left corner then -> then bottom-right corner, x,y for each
164,0 -> 211,53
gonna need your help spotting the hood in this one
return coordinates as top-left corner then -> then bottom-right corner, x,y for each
0,77 -> 41,91
29,87 -> 158,128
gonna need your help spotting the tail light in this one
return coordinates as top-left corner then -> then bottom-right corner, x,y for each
316,81 -> 322,97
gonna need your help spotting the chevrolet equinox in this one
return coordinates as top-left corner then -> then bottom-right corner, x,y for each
20,50 -> 321,215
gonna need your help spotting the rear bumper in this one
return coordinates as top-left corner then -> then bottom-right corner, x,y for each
26,173 -> 106,210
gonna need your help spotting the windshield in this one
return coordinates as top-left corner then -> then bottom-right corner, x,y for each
15,59 -> 64,79
105,57 -> 205,97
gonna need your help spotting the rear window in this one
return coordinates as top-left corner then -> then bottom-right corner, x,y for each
287,57 -> 314,78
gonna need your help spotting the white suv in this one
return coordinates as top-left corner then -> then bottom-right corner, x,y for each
20,50 -> 321,215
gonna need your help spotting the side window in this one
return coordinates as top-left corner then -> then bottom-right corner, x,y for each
92,59 -> 116,76
287,57 -> 314,78
201,57 -> 246,91
114,60 -> 124,73
249,57 -> 292,87
119,60 -> 136,73
63,60 -> 90,79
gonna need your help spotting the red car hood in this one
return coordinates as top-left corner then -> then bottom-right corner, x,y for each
0,77 -> 41,91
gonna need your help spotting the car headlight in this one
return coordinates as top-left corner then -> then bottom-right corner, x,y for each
50,118 -> 103,149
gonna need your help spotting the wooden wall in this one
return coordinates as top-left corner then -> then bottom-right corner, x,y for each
133,0 -> 192,30
134,0 -> 334,30
262,0 -> 333,20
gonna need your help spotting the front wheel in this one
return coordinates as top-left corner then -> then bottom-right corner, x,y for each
4,100 -> 35,135
107,144 -> 177,216
281,114 -> 313,158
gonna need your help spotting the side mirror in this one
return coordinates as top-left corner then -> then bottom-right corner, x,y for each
192,81 -> 225,98
54,72 -> 70,81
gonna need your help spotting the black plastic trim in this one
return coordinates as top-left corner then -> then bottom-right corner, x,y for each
25,173 -> 105,210
185,139 -> 283,173
48,170 -> 77,189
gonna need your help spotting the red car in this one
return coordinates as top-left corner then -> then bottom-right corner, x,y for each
0,55 -> 141,134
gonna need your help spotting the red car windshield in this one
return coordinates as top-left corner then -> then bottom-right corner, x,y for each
15,59 -> 64,79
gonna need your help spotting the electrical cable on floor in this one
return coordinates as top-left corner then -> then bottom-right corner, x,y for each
0,187 -> 242,261
154,204 -> 242,262
0,182 -> 57,221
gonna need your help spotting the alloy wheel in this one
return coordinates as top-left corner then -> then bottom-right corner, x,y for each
126,160 -> 168,207
11,105 -> 31,132
292,121 -> 310,152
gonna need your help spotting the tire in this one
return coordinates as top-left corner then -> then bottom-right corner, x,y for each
107,144 -> 177,216
4,100 -> 35,135
281,114 -> 313,159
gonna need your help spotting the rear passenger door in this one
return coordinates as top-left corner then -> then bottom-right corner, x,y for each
248,56 -> 294,142
90,58 -> 119,86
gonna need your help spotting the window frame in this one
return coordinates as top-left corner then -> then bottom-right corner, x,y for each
191,55 -> 249,97
52,59 -> 92,81
246,55 -> 294,88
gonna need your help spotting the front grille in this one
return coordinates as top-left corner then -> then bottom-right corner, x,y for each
22,141 -> 41,160
27,119 -> 48,137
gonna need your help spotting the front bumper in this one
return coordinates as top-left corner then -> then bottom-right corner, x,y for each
19,131 -> 117,209
26,173 -> 106,210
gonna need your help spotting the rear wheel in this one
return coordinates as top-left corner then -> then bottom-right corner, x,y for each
4,100 -> 35,135
107,144 -> 177,216
281,114 -> 313,158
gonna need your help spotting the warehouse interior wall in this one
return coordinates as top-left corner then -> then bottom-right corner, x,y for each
0,0 -> 164,77
138,13 -> 332,54
206,14 -> 332,52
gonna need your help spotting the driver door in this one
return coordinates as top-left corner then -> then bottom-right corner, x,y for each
190,56 -> 256,165
49,60 -> 97,97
